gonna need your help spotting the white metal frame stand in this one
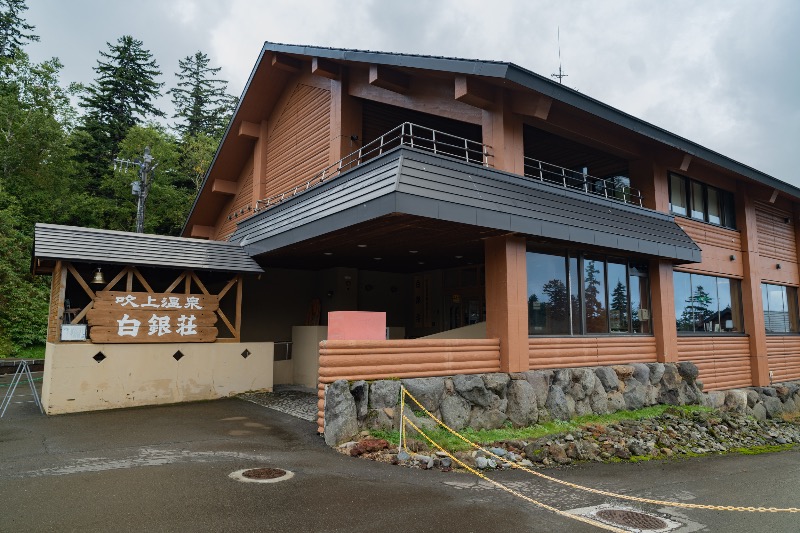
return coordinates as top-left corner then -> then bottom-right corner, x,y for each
0,360 -> 43,418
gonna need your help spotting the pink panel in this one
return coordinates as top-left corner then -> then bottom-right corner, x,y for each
327,311 -> 386,340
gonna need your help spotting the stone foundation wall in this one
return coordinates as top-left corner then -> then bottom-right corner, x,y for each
323,361 -> 800,445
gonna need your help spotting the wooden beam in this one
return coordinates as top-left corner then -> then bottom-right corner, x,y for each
164,272 -> 187,294
190,225 -> 215,239
369,64 -> 410,94
510,92 -> 552,120
769,188 -> 780,204
271,52 -> 302,73
103,267 -> 129,292
238,120 -> 260,139
234,275 -> 243,341
312,57 -> 340,80
66,262 -> 95,300
454,75 -> 495,109
47,261 -> 67,343
680,153 -> 692,172
131,266 -> 154,294
211,179 -> 237,195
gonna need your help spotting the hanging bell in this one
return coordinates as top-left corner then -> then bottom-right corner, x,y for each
91,267 -> 106,285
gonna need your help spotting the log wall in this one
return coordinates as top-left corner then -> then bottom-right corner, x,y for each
316,338 -> 501,432
677,336 -> 752,390
528,336 -> 657,369
766,336 -> 800,383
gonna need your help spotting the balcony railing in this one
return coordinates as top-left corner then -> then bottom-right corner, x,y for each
523,157 -> 644,206
244,122 -> 644,217
253,122 -> 492,213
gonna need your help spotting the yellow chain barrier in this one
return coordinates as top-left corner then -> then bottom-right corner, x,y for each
401,388 -> 800,514
403,416 -> 626,532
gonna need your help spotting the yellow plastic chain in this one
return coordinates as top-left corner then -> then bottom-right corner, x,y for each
403,416 -> 626,532
401,388 -> 799,513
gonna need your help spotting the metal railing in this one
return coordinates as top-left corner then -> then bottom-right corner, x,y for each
252,122 -> 492,213
523,156 -> 644,206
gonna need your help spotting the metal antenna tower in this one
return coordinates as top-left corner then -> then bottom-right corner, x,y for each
113,147 -> 158,233
551,27 -> 568,84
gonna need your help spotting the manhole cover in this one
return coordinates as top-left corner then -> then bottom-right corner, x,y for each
596,509 -> 668,530
242,467 -> 286,479
229,467 -> 294,484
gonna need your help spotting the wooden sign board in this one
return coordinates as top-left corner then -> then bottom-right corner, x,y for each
88,291 -> 221,344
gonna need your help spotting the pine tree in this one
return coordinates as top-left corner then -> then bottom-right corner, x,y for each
169,51 -> 237,137
0,0 -> 38,60
77,35 -> 164,183
610,280 -> 628,332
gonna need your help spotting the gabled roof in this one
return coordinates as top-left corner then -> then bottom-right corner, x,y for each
183,42 -> 800,236
34,224 -> 263,273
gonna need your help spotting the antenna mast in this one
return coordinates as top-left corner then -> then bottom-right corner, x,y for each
551,27 -> 568,84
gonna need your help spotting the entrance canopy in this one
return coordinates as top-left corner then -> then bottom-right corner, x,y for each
33,223 -> 263,274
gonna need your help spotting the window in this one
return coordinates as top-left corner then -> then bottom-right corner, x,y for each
668,173 -> 735,229
673,271 -> 743,333
762,283 -> 799,333
527,251 -> 651,335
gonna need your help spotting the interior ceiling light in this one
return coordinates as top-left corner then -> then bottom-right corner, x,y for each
374,257 -> 382,260
357,244 -> 367,248
418,261 -> 425,265
409,250 -> 418,254
455,255 -> 463,259
323,252 -> 333,256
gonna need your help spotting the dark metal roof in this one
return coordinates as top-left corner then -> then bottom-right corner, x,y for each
260,43 -> 797,198
34,224 -> 263,273
232,148 -> 701,263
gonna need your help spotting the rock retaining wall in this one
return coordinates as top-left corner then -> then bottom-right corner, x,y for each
322,361 -> 800,446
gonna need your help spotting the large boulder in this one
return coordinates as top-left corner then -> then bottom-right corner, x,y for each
677,362 -> 700,384
468,407 -> 507,430
524,370 -> 553,409
623,378 -> 647,410
589,379 -> 609,415
506,380 -> 538,427
545,385 -> 571,421
660,364 -> 681,390
630,363 -> 651,386
607,391 -> 626,412
370,380 -> 400,409
350,380 -> 369,422
440,394 -> 471,430
594,367 -> 620,392
452,374 -> 493,407
571,368 -> 597,394
646,363 -> 666,385
401,377 -> 445,412
482,373 -> 511,396
324,380 -> 358,446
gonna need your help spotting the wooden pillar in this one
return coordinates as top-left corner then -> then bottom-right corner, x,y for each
485,235 -> 528,372
46,260 -> 67,343
252,121 -> 268,207
649,259 -> 678,362
737,182 -> 770,386
330,71 -> 362,165
481,90 -> 524,174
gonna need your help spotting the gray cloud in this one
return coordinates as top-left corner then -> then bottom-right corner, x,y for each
25,0 -> 800,187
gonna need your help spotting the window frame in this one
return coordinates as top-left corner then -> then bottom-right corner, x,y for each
673,270 -> 744,335
668,172 -> 736,230
761,282 -> 800,334
526,249 -> 652,336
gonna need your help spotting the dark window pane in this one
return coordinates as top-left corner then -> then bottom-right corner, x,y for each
721,191 -> 736,229
584,257 -> 607,333
669,174 -> 687,216
608,262 -> 629,333
630,264 -> 651,334
690,181 -> 705,220
763,283 -> 797,333
527,252 -> 570,335
692,274 -> 718,332
569,255 -> 581,334
707,187 -> 721,225
674,271 -> 694,331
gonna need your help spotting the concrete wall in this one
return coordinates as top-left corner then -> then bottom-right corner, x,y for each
41,341 -> 273,415
292,326 -> 327,388
422,321 -> 486,339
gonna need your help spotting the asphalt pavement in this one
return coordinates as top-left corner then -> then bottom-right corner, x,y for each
1,373 -> 798,532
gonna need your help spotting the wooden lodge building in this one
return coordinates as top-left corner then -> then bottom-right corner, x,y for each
33,43 -> 800,415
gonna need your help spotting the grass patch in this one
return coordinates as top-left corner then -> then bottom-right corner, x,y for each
728,444 -> 796,455
369,404 -> 711,452
4,345 -> 45,359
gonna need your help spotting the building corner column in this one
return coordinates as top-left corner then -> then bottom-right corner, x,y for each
485,235 -> 528,373
737,182 -> 769,386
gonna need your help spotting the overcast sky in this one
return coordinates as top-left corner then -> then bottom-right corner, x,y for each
25,0 -> 800,188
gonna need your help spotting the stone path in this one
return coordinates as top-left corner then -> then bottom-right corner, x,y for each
239,385 -> 318,422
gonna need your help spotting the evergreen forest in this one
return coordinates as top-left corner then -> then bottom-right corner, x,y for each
0,1 -> 237,355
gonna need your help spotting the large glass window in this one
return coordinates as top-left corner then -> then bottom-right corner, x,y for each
669,173 -> 735,229
527,251 -> 651,335
762,283 -> 799,333
674,271 -> 743,333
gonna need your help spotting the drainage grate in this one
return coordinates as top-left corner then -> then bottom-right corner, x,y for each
242,467 -> 284,479
596,509 -> 668,530
229,467 -> 294,484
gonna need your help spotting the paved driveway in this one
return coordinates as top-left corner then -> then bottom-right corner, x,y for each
1,388 -> 798,532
